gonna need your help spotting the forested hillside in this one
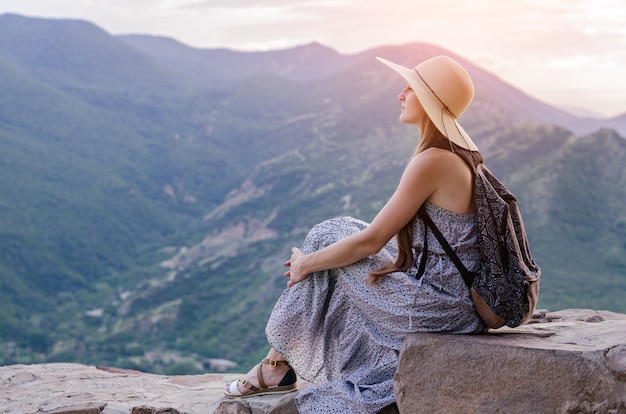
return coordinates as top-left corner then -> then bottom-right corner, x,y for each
0,13 -> 624,374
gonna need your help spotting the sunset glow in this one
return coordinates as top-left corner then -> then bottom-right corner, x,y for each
1,0 -> 625,116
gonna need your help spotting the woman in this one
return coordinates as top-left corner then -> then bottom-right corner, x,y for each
224,55 -> 485,413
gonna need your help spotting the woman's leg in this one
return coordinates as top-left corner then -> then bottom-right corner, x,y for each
226,218 -> 370,397
225,347 -> 293,395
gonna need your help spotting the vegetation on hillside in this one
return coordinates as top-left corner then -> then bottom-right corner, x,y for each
1,13 -> 624,373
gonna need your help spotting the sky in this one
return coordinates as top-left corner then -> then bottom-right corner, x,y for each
1,0 -> 625,117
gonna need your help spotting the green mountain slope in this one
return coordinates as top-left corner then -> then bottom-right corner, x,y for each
0,13 -> 624,373
513,127 -> 626,311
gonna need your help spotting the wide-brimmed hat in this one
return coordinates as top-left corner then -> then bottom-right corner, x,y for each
376,55 -> 478,152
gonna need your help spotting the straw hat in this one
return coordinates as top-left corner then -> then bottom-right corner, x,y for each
376,55 -> 478,152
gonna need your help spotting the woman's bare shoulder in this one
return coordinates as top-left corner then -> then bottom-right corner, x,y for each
410,147 -> 464,172
416,148 -> 474,213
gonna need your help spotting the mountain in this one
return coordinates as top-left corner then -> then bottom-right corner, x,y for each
117,36 -> 626,138
0,13 -> 625,373
118,35 -> 362,83
607,113 -> 626,135
558,105 -> 609,119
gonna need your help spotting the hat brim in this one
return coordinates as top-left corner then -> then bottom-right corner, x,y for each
376,57 -> 478,152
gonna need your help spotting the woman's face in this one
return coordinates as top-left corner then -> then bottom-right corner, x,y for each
398,85 -> 426,125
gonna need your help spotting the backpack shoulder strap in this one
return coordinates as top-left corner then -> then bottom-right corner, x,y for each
426,138 -> 483,172
416,138 -> 483,288
417,205 -> 475,289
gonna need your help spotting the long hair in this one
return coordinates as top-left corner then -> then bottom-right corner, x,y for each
367,120 -> 451,285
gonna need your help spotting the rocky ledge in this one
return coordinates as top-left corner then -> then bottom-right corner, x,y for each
396,309 -> 626,413
1,309 -> 625,414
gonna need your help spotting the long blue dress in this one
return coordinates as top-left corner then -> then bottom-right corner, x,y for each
266,201 -> 485,413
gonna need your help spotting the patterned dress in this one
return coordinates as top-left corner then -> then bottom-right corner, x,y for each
266,201 -> 485,413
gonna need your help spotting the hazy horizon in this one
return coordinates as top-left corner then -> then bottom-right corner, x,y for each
1,0 -> 625,117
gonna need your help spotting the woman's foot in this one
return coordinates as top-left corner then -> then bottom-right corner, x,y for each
224,358 -> 297,398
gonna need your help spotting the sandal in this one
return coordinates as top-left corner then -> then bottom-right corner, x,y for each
224,358 -> 298,399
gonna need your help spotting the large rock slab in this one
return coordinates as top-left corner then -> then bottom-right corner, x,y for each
394,309 -> 626,414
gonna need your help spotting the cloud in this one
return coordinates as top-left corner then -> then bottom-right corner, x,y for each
181,0 -> 325,8
146,0 -> 358,50
173,0 -> 351,19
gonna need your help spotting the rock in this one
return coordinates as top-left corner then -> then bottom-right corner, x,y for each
130,407 -> 182,414
394,309 -> 626,414
2,309 -> 625,414
0,363 -> 303,414
46,404 -> 107,414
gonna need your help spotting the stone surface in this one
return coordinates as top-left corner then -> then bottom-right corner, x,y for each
2,309 -> 625,414
0,363 -> 304,414
394,309 -> 626,414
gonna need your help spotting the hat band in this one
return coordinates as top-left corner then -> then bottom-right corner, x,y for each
414,68 -> 459,118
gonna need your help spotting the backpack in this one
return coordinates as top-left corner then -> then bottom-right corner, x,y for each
417,143 -> 541,329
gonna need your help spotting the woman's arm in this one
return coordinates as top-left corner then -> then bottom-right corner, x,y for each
285,148 -> 454,287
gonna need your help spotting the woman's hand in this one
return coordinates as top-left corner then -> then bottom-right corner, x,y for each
284,247 -> 308,288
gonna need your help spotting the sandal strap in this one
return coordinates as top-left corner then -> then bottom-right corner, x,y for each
262,358 -> 291,367
239,377 -> 259,393
256,362 -> 267,390
257,359 -> 291,389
